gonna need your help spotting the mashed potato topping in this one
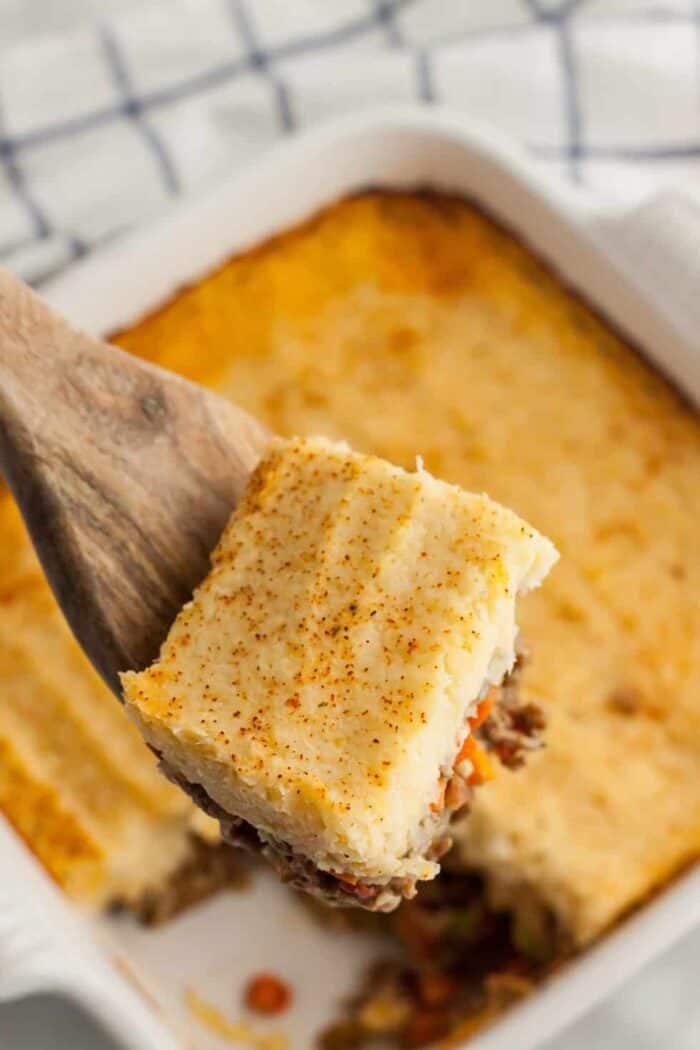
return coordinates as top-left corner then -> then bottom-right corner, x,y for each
115,191 -> 700,944
122,436 -> 556,901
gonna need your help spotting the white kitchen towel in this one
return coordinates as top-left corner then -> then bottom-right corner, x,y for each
0,0 -> 699,284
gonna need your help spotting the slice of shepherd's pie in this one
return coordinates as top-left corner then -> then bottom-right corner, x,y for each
122,436 -> 557,912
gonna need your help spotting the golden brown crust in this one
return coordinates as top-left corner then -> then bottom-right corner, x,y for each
0,736 -> 106,900
122,434 -> 555,892
115,190 -> 700,946
0,494 -> 215,908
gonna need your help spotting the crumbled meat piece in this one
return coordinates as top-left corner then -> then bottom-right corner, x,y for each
125,838 -> 248,925
317,869 -> 566,1049
425,836 -> 453,862
479,652 -> 546,769
484,971 -> 534,1006
416,972 -> 460,1008
159,763 -> 409,911
318,1019 -> 367,1050
402,1009 -> 452,1047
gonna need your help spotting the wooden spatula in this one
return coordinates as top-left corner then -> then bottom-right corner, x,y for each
0,267 -> 271,695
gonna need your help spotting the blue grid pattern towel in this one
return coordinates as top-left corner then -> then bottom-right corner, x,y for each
1,0 -> 699,284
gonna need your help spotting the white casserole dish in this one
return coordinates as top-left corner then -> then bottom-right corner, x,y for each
2,106 -> 699,1050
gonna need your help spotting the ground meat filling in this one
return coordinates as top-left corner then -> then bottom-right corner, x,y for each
157,653 -> 544,913
317,870 -> 568,1050
477,649 -> 546,769
125,837 -> 248,925
159,769 -> 406,911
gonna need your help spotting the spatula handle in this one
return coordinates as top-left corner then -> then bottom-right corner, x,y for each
0,266 -> 269,694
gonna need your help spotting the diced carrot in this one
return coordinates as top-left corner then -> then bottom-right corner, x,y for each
334,871 -> 357,885
455,734 -> 477,766
416,694 -> 497,825
468,746 -> 495,786
455,735 -> 495,785
244,973 -> 292,1015
469,692 -> 494,730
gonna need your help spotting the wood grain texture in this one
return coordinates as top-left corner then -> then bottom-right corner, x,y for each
0,267 -> 271,695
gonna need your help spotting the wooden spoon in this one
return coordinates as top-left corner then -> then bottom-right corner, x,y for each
0,267 -> 271,696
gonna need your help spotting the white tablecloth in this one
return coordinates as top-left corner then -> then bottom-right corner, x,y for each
2,0 -> 700,284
